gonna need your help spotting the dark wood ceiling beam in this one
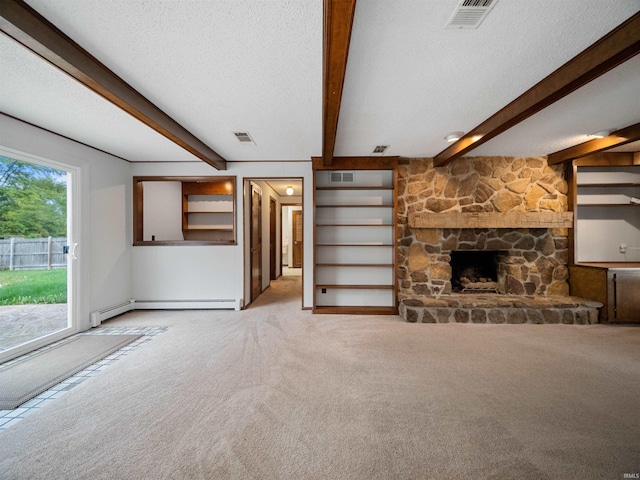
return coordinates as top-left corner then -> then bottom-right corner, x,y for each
0,0 -> 227,170
547,122 -> 640,165
322,0 -> 357,167
572,152 -> 638,166
433,11 -> 640,167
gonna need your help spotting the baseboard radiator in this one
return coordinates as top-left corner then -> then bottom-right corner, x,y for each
134,299 -> 242,311
91,298 -> 241,327
90,299 -> 135,327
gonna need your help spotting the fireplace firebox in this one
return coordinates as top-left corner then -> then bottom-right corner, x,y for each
450,250 -> 504,294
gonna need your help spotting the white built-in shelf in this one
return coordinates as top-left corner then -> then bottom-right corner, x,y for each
573,164 -> 639,263
577,182 -> 639,187
316,284 -> 395,290
316,204 -> 394,208
316,224 -> 394,227
316,263 -> 393,267
316,186 -> 394,190
314,168 -> 397,313
578,204 -> 639,207
181,180 -> 236,243
316,243 -> 394,247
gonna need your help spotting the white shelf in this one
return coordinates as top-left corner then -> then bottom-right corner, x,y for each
314,169 -> 396,311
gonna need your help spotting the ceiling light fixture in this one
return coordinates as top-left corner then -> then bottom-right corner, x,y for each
589,130 -> 612,138
444,132 -> 464,142
285,186 -> 294,196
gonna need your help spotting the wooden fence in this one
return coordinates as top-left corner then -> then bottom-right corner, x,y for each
0,237 -> 67,270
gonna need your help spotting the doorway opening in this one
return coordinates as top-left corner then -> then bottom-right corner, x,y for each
0,151 -> 79,363
243,178 -> 303,308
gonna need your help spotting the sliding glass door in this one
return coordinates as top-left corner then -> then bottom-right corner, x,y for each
0,151 -> 79,363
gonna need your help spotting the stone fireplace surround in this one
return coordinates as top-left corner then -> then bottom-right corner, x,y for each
397,157 -> 601,324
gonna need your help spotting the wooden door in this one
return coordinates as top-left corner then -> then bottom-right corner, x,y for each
292,209 -> 302,268
269,197 -> 277,281
250,186 -> 262,302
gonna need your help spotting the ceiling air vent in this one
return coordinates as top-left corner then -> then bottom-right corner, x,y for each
446,0 -> 497,29
233,131 -> 255,144
330,171 -> 354,184
373,145 -> 389,154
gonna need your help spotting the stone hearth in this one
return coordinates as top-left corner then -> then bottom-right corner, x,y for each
399,295 -> 602,324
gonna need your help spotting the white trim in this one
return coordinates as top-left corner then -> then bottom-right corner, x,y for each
134,299 -> 241,311
0,146 -> 83,364
90,299 -> 136,327
89,297 -> 242,327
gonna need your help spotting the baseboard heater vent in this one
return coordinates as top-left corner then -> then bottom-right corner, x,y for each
90,299 -> 135,327
134,299 -> 242,311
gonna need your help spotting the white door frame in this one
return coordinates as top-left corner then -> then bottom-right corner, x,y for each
0,146 -> 83,363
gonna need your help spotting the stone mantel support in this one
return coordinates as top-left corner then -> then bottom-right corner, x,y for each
409,211 -> 574,229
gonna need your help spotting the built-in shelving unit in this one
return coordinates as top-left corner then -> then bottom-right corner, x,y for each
569,157 -> 640,264
182,180 -> 235,243
313,166 -> 397,314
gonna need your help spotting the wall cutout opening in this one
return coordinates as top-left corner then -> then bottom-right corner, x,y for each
133,176 -> 236,246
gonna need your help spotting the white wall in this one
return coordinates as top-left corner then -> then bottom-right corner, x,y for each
282,205 -> 302,267
0,114 -> 132,331
1,117 -> 314,315
131,161 -> 313,308
142,181 -> 183,241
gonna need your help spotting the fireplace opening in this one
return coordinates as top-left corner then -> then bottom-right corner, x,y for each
450,250 -> 503,294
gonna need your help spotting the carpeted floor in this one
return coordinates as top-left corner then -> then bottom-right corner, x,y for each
0,275 -> 638,479
0,334 -> 140,409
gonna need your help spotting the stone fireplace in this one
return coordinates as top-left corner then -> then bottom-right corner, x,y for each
396,157 -> 600,323
398,156 -> 571,300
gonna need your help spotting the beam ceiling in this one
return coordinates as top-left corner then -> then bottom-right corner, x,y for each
548,122 -> 640,165
322,0 -> 357,167
433,11 -> 640,167
0,0 -> 227,170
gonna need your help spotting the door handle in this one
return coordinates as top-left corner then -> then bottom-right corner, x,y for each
71,242 -> 79,260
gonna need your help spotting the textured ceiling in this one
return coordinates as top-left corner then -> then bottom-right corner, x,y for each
19,0 -> 322,162
0,0 -> 638,163
0,34 -> 202,162
335,0 -> 640,158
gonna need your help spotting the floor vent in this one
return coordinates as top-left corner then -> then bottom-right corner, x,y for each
446,0 -> 497,29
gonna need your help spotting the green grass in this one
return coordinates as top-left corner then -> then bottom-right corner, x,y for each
0,268 -> 67,305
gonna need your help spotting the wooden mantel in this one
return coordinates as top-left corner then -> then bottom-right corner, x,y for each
409,211 -> 574,229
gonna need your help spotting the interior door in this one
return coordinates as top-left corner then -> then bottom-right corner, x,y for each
270,197 -> 277,281
292,209 -> 302,268
250,186 -> 262,302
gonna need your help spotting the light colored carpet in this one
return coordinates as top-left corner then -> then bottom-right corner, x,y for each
0,334 -> 141,409
0,276 -> 638,479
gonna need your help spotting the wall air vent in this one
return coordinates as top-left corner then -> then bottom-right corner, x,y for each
446,0 -> 497,29
373,145 -> 389,154
329,171 -> 354,184
233,131 -> 255,144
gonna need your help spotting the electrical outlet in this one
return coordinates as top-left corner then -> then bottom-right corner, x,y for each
620,243 -> 628,253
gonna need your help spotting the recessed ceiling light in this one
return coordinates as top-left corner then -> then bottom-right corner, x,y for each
589,130 -> 612,138
444,132 -> 464,142
373,145 -> 389,154
285,186 -> 294,196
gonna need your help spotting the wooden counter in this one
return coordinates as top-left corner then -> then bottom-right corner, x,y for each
569,263 -> 640,323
